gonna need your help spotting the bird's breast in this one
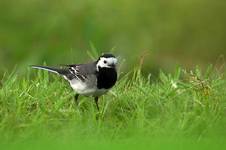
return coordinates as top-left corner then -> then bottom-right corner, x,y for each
70,78 -> 108,96
96,68 -> 117,89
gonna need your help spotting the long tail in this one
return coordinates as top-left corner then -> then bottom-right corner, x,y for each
31,65 -> 67,75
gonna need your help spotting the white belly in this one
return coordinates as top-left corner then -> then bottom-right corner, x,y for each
69,79 -> 108,96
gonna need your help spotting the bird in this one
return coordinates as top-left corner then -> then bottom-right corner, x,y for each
31,53 -> 118,110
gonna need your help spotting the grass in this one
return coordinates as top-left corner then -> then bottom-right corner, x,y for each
1,0 -> 226,73
0,65 -> 226,149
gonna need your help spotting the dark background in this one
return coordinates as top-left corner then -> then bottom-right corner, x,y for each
0,0 -> 226,75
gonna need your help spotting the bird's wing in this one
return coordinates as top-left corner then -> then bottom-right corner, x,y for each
31,62 -> 97,81
66,62 -> 97,81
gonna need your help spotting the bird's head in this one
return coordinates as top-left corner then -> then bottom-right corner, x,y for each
96,53 -> 117,71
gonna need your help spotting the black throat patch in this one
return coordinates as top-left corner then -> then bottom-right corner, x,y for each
96,67 -> 117,89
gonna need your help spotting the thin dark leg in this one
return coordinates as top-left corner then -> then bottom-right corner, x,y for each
74,94 -> 79,105
94,97 -> 99,111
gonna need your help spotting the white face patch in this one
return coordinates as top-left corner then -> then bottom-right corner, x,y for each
96,57 -> 117,70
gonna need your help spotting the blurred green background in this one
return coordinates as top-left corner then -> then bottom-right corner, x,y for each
0,0 -> 226,75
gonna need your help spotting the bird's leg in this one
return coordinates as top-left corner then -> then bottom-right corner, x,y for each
94,97 -> 99,111
74,94 -> 79,105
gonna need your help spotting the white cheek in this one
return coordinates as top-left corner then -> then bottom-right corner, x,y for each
100,62 -> 106,67
96,61 -> 107,70
97,57 -> 117,69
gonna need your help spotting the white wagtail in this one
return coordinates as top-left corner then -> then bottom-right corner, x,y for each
31,53 -> 118,110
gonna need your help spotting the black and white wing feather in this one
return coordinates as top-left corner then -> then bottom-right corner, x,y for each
31,62 -> 97,82
66,62 -> 97,81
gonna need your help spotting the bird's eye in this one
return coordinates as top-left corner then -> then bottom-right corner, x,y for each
104,60 -> 107,64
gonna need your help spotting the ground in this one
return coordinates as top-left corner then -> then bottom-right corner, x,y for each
0,66 -> 226,150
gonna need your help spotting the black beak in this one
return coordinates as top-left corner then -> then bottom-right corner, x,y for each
109,64 -> 116,68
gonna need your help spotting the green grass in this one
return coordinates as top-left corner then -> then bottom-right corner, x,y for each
0,66 -> 226,149
1,0 -> 226,73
